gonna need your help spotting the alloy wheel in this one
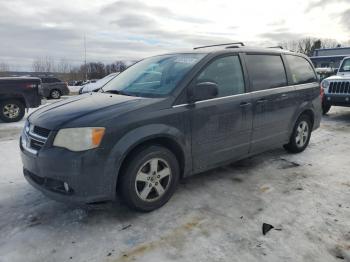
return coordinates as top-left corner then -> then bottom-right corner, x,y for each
51,90 -> 60,99
3,104 -> 20,119
135,158 -> 172,202
295,120 -> 309,148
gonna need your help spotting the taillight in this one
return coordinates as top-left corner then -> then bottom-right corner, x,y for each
320,84 -> 324,100
24,83 -> 36,89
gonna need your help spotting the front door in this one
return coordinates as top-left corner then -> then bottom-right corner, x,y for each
190,55 -> 253,172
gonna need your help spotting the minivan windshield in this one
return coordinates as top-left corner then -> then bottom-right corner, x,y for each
102,53 -> 206,97
339,58 -> 350,72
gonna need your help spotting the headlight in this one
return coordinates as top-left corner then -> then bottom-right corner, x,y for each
321,80 -> 329,89
24,120 -> 30,133
53,127 -> 105,152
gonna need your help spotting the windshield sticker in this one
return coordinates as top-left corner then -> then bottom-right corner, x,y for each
174,56 -> 201,64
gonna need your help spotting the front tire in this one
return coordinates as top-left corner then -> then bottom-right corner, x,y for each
118,145 -> 180,212
0,99 -> 25,122
284,115 -> 312,153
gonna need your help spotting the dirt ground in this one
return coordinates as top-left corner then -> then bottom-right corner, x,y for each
0,105 -> 350,262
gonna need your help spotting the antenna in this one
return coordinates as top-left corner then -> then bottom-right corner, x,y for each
194,42 -> 245,50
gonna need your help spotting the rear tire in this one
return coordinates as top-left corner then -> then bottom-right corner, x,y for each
322,103 -> 331,115
284,114 -> 312,154
118,145 -> 180,212
50,89 -> 61,99
0,99 -> 25,122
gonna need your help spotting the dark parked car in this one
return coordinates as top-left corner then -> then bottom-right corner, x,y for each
40,77 -> 69,99
0,77 -> 41,122
20,43 -> 322,211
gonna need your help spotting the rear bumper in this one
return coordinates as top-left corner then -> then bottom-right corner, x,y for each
324,94 -> 350,107
20,139 -> 117,204
25,92 -> 41,108
62,86 -> 70,96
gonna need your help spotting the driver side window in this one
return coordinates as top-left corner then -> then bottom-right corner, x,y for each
196,55 -> 245,98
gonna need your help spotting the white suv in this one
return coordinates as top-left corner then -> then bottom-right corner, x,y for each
79,73 -> 119,94
321,57 -> 350,114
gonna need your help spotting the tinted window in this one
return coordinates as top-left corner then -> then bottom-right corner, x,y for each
196,55 -> 245,97
50,78 -> 61,83
340,58 -> 350,72
286,55 -> 317,84
246,55 -> 287,91
41,78 -> 49,83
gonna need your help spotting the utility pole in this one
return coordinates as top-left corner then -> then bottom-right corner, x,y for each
84,34 -> 87,81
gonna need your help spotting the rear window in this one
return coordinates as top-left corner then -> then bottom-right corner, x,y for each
245,55 -> 287,91
285,55 -> 317,84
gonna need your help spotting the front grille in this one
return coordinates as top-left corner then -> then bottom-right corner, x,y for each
33,126 -> 50,138
328,81 -> 350,94
22,122 -> 51,154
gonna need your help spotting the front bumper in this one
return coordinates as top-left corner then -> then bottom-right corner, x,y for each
324,94 -> 350,107
20,137 -> 116,204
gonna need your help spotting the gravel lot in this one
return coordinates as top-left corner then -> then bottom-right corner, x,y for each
0,104 -> 350,262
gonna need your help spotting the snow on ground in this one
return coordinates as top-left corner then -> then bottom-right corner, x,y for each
0,106 -> 350,262
0,97 -> 68,141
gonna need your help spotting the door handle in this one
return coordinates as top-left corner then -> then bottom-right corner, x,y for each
256,98 -> 267,104
240,102 -> 251,108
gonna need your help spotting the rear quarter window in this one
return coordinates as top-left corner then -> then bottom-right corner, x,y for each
285,55 -> 317,84
245,54 -> 287,91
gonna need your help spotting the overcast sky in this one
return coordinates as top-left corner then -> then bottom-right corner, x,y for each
0,0 -> 350,71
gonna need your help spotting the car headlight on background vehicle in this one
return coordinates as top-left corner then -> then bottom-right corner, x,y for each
321,80 -> 329,89
53,127 -> 105,152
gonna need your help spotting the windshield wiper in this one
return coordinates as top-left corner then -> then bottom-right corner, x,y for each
103,90 -> 133,96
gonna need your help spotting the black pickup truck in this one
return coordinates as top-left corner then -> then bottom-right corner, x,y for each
0,77 -> 41,122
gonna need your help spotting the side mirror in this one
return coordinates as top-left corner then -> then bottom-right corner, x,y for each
191,82 -> 218,102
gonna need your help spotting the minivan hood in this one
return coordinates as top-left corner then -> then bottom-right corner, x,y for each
28,93 -> 150,130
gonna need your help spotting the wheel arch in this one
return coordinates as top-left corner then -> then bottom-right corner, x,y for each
300,109 -> 315,128
117,136 -> 185,185
0,95 -> 27,107
104,124 -> 190,200
50,89 -> 61,97
288,103 -> 316,137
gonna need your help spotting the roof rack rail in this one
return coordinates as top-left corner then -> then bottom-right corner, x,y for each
194,42 -> 245,50
268,46 -> 284,49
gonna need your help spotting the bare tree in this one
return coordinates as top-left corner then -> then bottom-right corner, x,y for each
279,40 -> 300,52
56,58 -> 71,73
279,37 -> 342,56
32,56 -> 56,72
0,62 -> 10,72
